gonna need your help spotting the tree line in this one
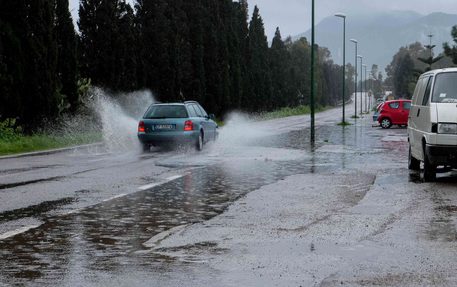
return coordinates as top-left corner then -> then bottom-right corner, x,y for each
0,0 -> 353,130
385,32 -> 457,99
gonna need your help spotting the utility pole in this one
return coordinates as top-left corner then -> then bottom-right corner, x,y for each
310,0 -> 315,142
350,39 -> 358,118
335,13 -> 346,124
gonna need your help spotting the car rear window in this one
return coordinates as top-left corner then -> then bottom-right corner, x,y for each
432,72 -> 457,103
389,102 -> 400,109
403,101 -> 411,110
144,105 -> 188,119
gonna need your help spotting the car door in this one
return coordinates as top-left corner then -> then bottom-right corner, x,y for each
400,101 -> 411,124
196,104 -> 216,141
388,101 -> 401,124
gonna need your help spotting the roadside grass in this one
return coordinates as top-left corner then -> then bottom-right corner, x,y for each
258,105 -> 329,120
0,132 -> 102,156
0,104 -> 331,156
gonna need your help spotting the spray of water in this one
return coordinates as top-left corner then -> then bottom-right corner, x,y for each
88,88 -> 155,153
216,112 -> 270,147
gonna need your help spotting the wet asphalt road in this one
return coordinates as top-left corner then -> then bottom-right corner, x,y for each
1,105 -> 457,286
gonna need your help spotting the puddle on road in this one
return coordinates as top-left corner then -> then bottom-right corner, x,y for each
426,191 -> 457,242
0,198 -> 76,222
0,123 -> 411,285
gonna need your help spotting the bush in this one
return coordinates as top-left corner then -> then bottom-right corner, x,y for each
0,119 -> 21,142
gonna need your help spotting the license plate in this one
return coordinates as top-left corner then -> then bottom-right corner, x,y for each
154,124 -> 175,130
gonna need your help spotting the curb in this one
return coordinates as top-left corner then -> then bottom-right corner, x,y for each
0,142 -> 105,160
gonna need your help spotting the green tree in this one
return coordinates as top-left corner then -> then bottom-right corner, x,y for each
135,0 -> 172,100
55,0 -> 79,112
444,26 -> 457,64
269,27 -> 290,107
25,0 -> 60,125
0,0 -> 29,121
245,6 -> 272,111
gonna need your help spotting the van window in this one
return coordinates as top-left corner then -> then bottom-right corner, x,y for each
412,78 -> 426,105
432,72 -> 457,103
422,76 -> 433,106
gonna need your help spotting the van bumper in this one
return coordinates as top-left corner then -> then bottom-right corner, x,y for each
426,144 -> 457,166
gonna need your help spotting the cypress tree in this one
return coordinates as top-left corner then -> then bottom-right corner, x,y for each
115,1 -> 137,91
0,0 -> 29,121
246,6 -> 272,111
55,0 -> 79,112
269,27 -> 289,107
135,0 -> 172,101
184,0 -> 207,104
25,0 -> 60,125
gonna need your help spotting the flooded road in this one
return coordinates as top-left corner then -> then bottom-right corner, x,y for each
1,107 -> 457,286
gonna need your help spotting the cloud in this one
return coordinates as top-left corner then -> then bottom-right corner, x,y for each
250,0 -> 457,39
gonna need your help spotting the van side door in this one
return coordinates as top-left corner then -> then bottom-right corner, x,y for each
417,76 -> 434,141
409,77 -> 428,158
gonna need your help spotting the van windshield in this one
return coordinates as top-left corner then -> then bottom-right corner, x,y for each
432,72 -> 457,103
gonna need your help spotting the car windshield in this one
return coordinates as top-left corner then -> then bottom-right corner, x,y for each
144,105 -> 188,119
432,72 -> 457,103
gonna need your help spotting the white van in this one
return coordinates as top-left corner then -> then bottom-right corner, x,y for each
408,68 -> 457,181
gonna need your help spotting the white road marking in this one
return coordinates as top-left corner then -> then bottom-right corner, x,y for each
0,225 -> 41,241
138,174 -> 186,191
102,193 -> 127,202
0,174 -> 188,241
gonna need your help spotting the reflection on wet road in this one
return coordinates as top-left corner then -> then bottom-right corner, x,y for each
1,119 -> 457,286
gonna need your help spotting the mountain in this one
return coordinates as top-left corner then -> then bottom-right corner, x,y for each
297,11 -> 457,74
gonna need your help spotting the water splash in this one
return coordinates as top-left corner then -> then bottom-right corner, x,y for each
89,88 -> 155,153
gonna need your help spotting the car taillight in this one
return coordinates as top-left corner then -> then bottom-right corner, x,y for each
138,121 -> 145,133
184,120 -> 193,131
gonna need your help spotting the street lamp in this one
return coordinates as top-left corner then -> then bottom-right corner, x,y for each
310,0 -> 315,142
350,39 -> 358,118
367,70 -> 373,113
362,64 -> 367,113
335,13 -> 346,124
357,55 -> 363,116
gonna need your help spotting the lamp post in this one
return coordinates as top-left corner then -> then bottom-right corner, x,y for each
367,70 -> 373,113
310,0 -> 315,142
362,64 -> 367,113
357,55 -> 363,116
335,13 -> 346,124
350,39 -> 358,118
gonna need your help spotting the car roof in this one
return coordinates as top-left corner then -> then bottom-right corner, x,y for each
420,67 -> 457,78
151,103 -> 185,106
384,99 -> 411,103
151,101 -> 200,106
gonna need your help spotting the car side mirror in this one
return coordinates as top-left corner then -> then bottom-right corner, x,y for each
208,114 -> 216,120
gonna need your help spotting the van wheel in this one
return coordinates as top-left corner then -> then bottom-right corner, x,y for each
408,145 -> 420,171
380,118 -> 392,129
423,150 -> 436,182
196,132 -> 203,151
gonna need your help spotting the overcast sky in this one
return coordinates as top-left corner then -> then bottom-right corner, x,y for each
69,0 -> 457,39
248,0 -> 457,39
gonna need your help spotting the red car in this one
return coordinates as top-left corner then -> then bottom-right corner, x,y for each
377,99 -> 412,129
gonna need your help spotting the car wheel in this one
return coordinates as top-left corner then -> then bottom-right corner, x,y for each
423,149 -> 436,182
196,131 -> 203,151
380,118 -> 392,129
408,145 -> 420,171
142,143 -> 150,153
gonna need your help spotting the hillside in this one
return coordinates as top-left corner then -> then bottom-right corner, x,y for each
297,11 -> 457,73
